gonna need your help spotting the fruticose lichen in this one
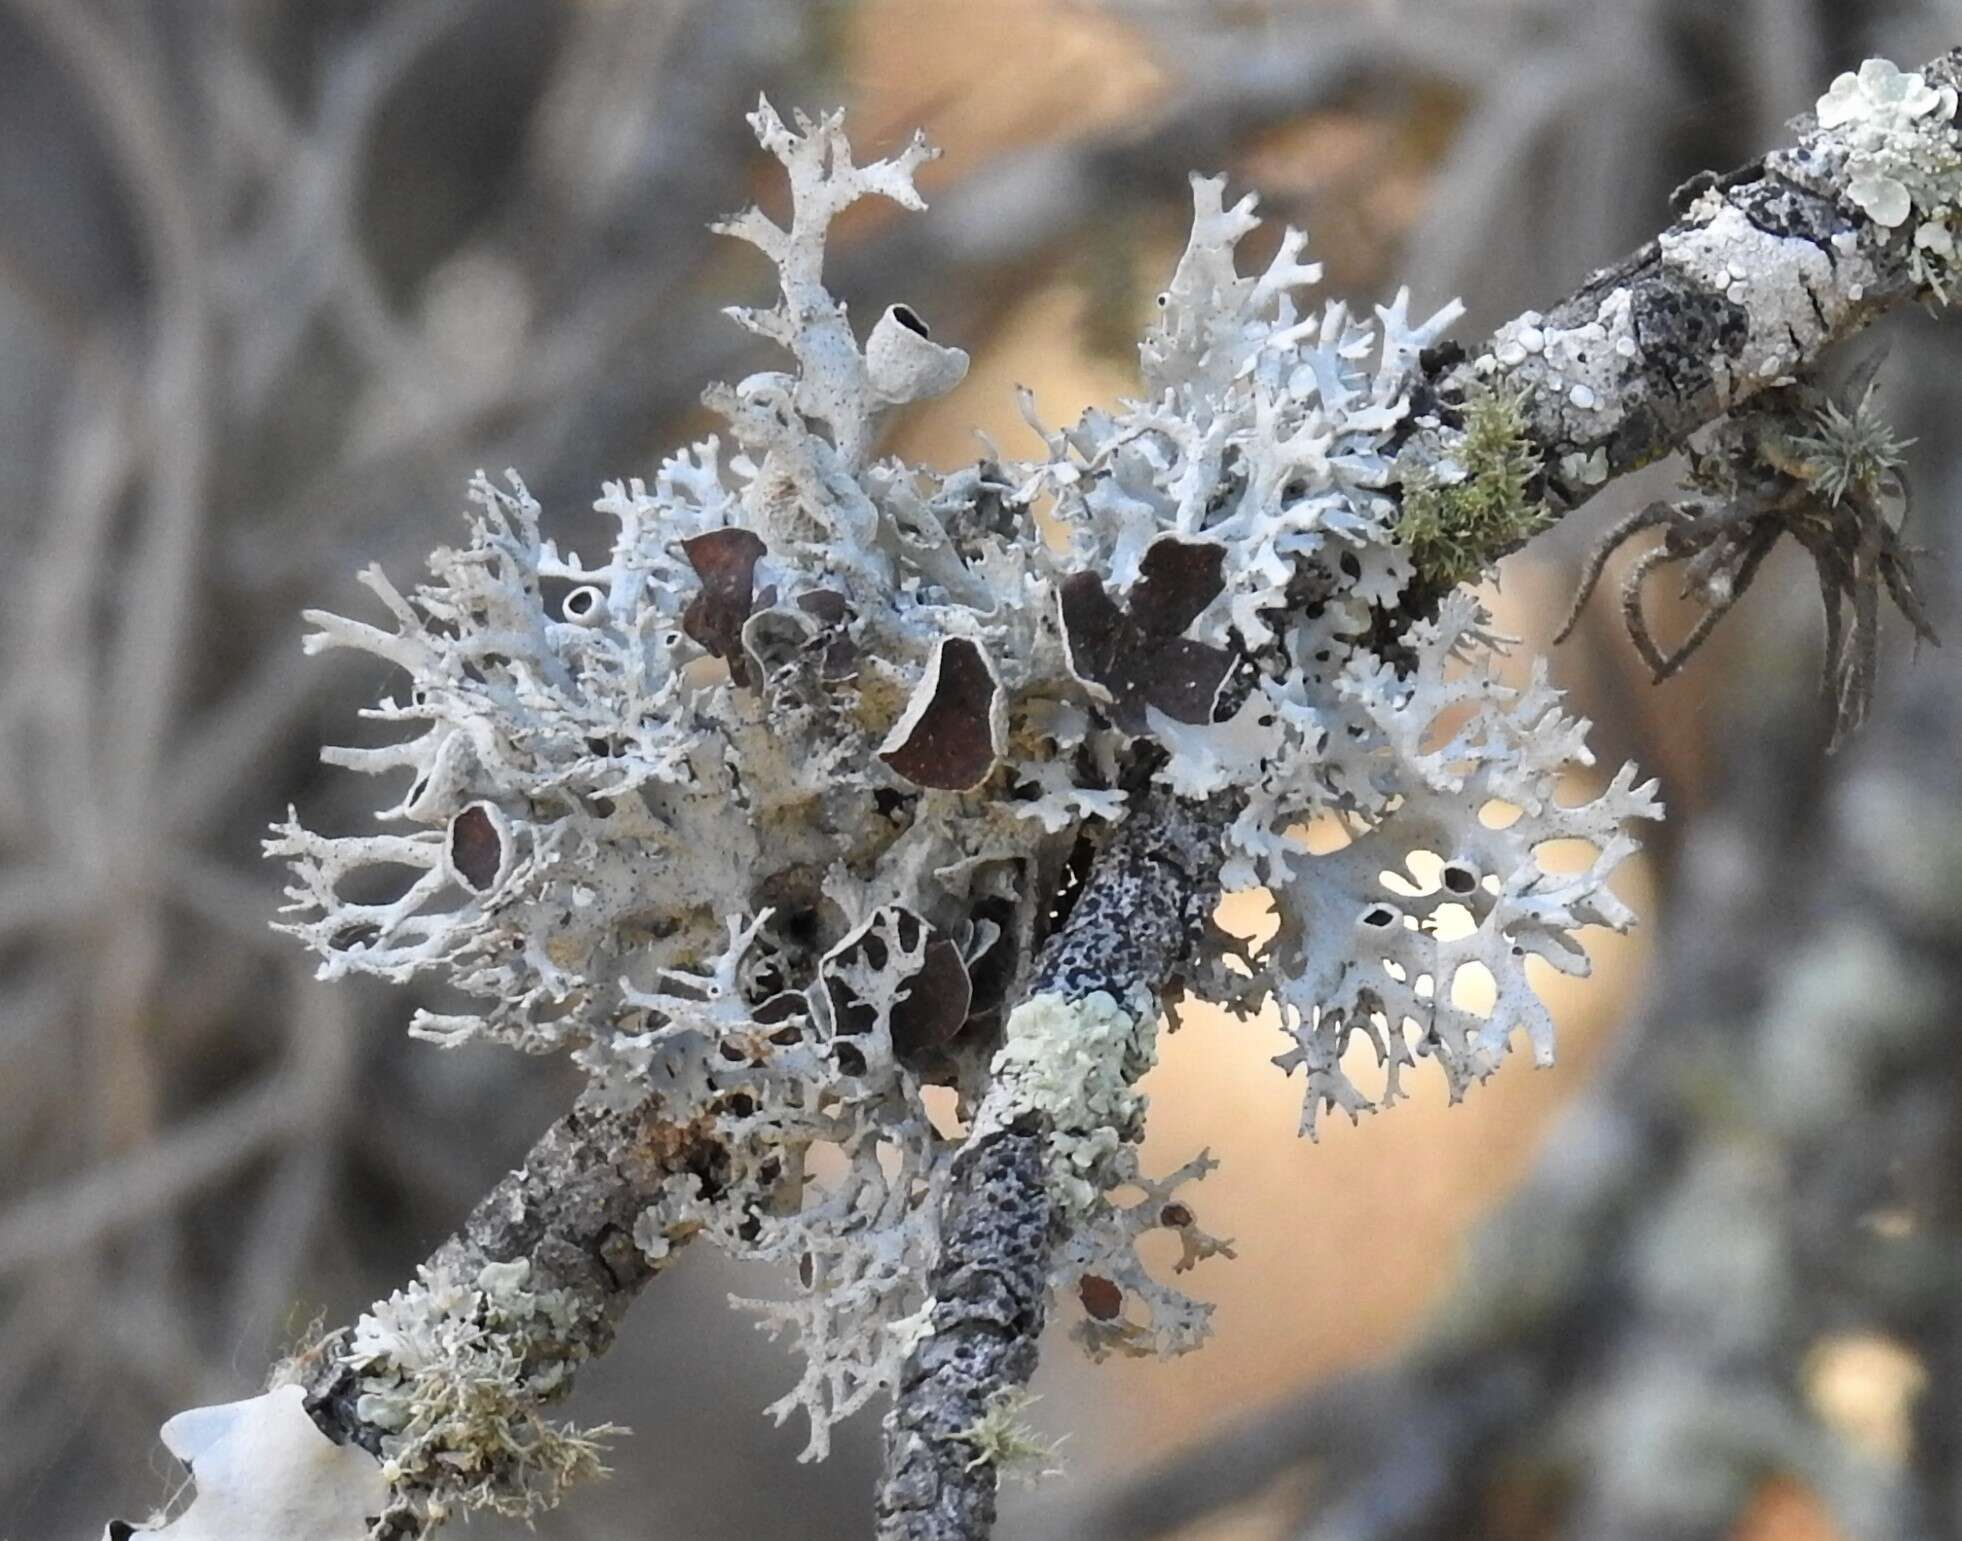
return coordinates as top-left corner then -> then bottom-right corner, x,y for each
345,1259 -> 624,1525
267,97 -> 1660,1515
950,1389 -> 1065,1484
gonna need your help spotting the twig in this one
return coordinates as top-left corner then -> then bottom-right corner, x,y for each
298,1093 -> 728,1533
48,22 -> 1962,1540
1042,509 -> 1962,1541
890,45 -> 1962,1541
875,795 -> 1232,1541
1423,48 -> 1962,558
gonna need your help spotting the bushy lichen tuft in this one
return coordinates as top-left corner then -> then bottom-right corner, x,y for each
1394,385 -> 1549,586
347,1260 -> 626,1528
1781,379 -> 1914,508
951,1389 -> 1065,1484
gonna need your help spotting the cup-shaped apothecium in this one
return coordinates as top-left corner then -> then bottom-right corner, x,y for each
865,303 -> 968,405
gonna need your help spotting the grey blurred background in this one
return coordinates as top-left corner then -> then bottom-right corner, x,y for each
6,2 -> 1962,1537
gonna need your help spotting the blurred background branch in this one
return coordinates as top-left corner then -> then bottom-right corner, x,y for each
6,2 -> 1962,1537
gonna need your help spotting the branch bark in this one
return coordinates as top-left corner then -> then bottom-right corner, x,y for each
874,794 -> 1233,1541
1427,46 -> 1962,560
105,40 -> 1962,1541
905,44 -> 1962,1541
1041,501 -> 1962,1541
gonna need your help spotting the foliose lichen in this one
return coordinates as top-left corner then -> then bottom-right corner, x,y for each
1814,58 -> 1962,295
266,96 -> 1660,1507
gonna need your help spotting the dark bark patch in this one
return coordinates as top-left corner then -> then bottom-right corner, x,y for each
1060,536 -> 1232,733
1731,173 -> 1836,245
681,528 -> 768,686
1630,276 -> 1749,403
879,636 -> 1002,791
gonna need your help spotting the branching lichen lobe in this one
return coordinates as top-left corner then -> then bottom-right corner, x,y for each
173,41 -> 1962,1540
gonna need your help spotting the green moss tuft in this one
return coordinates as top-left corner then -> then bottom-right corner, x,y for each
1395,386 -> 1550,587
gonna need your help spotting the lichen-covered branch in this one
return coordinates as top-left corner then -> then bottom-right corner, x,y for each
1418,48 -> 1962,566
295,1096 -> 723,1537
875,794 -> 1231,1541
1037,474 -> 1962,1541
888,49 -> 1962,1541
100,41 -> 1962,1541
104,1093 -> 725,1540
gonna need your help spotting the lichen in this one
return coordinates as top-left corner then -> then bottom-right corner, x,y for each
1814,58 -> 1962,297
259,98 -> 1660,1496
950,1389 -> 1065,1484
1817,58 -> 1960,229
345,1259 -> 624,1527
1780,364 -> 1915,506
1558,357 -> 1933,746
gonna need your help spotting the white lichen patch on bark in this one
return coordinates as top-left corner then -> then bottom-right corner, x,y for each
1658,202 -> 1845,397
980,988 -> 1156,1215
1478,286 -> 1642,440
